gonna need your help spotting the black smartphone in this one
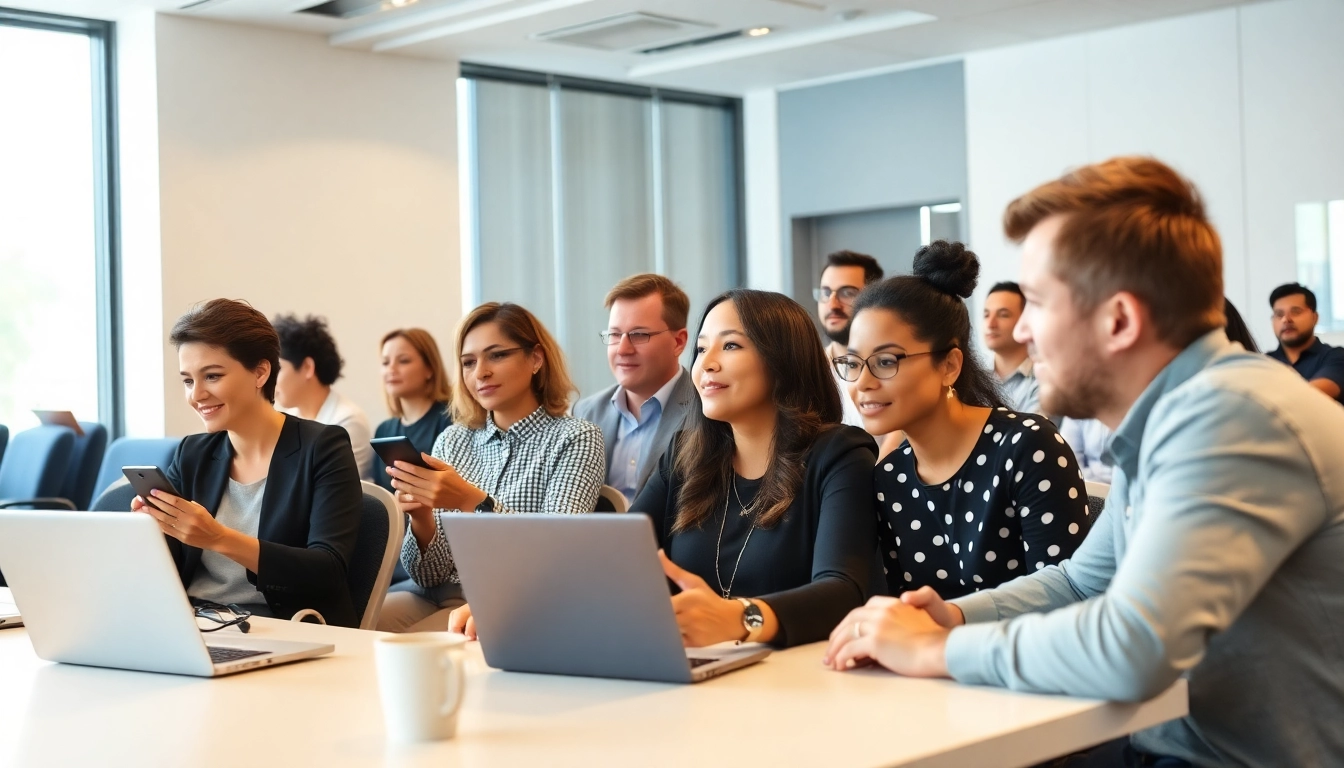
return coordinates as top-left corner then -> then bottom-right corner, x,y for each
122,466 -> 183,502
370,436 -> 431,470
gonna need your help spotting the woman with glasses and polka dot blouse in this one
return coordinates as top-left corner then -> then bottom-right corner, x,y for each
836,241 -> 1091,598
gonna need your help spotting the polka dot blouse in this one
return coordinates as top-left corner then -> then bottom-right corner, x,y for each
876,408 -> 1092,599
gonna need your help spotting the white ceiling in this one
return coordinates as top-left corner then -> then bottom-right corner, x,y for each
12,0 -> 1265,95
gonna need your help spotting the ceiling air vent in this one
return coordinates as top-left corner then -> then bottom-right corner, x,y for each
532,12 -> 714,52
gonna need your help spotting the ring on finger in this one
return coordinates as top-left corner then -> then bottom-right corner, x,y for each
852,621 -> 866,640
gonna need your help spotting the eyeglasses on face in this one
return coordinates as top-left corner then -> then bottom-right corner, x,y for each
461,347 -> 527,370
832,348 -> 953,382
600,329 -> 670,346
814,286 -> 862,304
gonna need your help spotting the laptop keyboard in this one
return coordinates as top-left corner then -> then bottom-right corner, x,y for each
688,657 -> 715,668
208,646 -> 269,664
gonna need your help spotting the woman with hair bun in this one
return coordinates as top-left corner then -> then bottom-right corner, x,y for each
835,240 -> 1090,599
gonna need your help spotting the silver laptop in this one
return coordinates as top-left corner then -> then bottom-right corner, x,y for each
440,513 -> 770,684
0,587 -> 21,629
0,510 -> 333,677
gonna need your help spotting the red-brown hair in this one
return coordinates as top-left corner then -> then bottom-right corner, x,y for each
1004,156 -> 1224,347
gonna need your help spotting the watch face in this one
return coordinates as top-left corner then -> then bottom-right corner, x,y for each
743,603 -> 765,629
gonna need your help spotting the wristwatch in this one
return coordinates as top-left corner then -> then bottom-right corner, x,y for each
737,598 -> 764,642
475,495 -> 497,513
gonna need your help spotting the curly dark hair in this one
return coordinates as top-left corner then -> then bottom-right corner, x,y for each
273,313 -> 344,386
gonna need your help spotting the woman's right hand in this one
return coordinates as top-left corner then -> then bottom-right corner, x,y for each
447,603 -> 477,640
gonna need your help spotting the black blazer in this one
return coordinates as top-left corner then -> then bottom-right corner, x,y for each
165,414 -> 364,627
632,424 -> 879,647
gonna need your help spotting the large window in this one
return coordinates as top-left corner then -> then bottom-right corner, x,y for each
0,8 -> 120,435
1296,200 -> 1344,331
460,65 -> 743,398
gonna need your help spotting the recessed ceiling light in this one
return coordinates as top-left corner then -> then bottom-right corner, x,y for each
384,0 -> 418,8
746,27 -> 772,37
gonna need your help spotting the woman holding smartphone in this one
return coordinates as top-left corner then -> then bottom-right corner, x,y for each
377,302 -> 605,633
132,299 -> 365,627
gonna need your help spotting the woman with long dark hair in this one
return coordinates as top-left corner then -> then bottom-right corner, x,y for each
631,289 -> 878,648
839,241 -> 1090,599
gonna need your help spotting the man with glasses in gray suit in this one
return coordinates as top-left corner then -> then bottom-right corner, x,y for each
573,274 -> 695,506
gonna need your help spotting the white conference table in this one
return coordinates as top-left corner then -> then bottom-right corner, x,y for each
0,616 -> 1186,768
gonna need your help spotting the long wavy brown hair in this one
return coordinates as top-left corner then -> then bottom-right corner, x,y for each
672,290 -> 842,533
450,303 -> 576,430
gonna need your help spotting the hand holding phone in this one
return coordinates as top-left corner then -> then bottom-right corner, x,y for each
370,437 -> 432,470
122,466 -> 182,503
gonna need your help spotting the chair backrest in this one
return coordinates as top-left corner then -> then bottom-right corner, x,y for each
91,479 -> 137,512
93,437 -> 181,502
595,485 -> 629,513
0,424 -> 9,467
348,481 -> 405,630
0,426 -> 76,502
59,422 -> 109,510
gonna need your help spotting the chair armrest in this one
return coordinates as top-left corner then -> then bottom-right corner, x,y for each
0,498 -> 78,510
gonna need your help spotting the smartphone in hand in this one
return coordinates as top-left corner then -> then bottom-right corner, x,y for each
122,466 -> 182,502
370,437 -> 432,470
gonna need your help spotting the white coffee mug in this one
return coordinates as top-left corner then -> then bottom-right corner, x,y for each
375,633 -> 468,743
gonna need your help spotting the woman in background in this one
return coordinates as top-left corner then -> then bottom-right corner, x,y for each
372,328 -> 453,495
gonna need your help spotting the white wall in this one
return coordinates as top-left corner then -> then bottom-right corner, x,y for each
141,15 -> 460,437
743,88 -> 784,292
964,0 -> 1344,349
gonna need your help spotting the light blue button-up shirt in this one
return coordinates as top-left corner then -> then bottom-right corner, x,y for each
945,330 -> 1344,766
606,374 -> 681,502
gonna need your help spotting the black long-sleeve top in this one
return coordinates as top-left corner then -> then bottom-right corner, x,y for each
631,424 -> 878,647
165,414 -> 364,627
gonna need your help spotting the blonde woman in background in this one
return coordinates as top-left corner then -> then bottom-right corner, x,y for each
371,328 -> 454,495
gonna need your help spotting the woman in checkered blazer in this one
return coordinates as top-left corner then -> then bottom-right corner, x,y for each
376,302 -> 606,632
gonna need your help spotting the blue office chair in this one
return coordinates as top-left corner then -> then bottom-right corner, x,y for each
0,426 -> 77,510
0,425 -> 9,467
92,437 -> 181,503
58,421 -> 109,510
90,481 -> 137,512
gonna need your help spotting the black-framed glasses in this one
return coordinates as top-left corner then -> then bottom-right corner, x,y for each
813,286 -> 862,304
600,329 -> 671,346
193,601 -> 252,634
832,348 -> 952,382
461,347 -> 527,370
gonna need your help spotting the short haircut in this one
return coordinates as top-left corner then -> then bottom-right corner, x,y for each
604,274 -> 691,331
170,299 -> 281,403
273,314 -> 345,386
987,281 -> 1026,310
822,250 -> 884,285
380,328 -> 454,419
450,302 -> 576,430
1004,157 -> 1224,348
1269,282 -> 1317,312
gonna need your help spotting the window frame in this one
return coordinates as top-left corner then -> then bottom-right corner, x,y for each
0,6 -> 123,437
458,62 -> 747,306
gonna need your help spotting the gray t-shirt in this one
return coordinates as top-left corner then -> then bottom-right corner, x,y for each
188,477 -> 266,607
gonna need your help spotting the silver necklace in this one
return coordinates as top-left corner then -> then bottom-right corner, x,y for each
715,477 -> 756,599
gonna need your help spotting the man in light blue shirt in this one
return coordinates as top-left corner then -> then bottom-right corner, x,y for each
573,275 -> 695,504
823,157 -> 1344,767
983,281 -> 1043,415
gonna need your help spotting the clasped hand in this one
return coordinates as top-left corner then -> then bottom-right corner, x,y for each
386,454 -> 487,515
822,587 -> 965,677
132,489 -> 227,550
